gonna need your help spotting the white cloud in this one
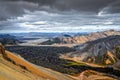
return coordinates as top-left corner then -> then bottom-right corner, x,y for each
29,21 -> 47,25
103,21 -> 113,25
97,7 -> 109,17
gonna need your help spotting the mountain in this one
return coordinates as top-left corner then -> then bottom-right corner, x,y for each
0,34 -> 20,45
41,30 -> 120,45
0,43 -> 74,80
3,44 -> 118,80
61,35 -> 120,70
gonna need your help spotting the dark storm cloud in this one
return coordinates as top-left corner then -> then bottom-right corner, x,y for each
0,0 -> 39,21
104,0 -> 120,13
0,0 -> 120,21
12,0 -> 119,12
54,0 -> 116,12
1,0 -> 120,12
24,0 -> 120,13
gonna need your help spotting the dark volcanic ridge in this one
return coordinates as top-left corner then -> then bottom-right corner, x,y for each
0,34 -> 20,45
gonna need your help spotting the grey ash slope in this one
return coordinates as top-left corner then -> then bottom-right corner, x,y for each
62,35 -> 120,68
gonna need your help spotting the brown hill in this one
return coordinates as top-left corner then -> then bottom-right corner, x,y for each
0,43 -> 74,80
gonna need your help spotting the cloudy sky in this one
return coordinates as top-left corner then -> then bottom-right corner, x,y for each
0,0 -> 120,33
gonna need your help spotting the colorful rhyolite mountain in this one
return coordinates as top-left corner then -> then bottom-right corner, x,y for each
41,30 -> 120,45
61,35 -> 120,70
